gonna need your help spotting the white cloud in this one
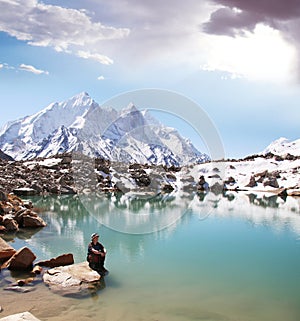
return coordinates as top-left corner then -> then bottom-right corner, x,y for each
97,75 -> 105,80
77,51 -> 113,65
19,63 -> 49,75
0,0 -> 129,62
199,24 -> 296,83
0,63 -> 3,69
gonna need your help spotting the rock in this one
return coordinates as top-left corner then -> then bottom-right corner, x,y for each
12,188 -> 38,196
263,177 -> 279,188
288,190 -> 300,197
225,176 -> 236,185
4,286 -> 35,293
0,190 -> 7,202
277,188 -> 288,199
210,182 -> 224,194
37,253 -> 74,268
31,265 -> 43,275
246,176 -> 257,188
15,277 -> 35,286
21,213 -> 47,228
60,185 -> 77,194
2,216 -> 19,232
0,237 -> 16,261
43,261 -> 103,296
61,155 -> 72,165
161,184 -> 174,192
0,312 -> 41,321
4,247 -> 36,271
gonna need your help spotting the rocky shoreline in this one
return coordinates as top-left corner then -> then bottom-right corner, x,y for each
0,151 -> 299,198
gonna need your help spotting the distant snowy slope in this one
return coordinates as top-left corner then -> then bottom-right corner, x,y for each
0,92 -> 209,165
262,137 -> 300,156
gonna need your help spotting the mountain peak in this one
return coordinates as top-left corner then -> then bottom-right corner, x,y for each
121,102 -> 138,115
262,137 -> 300,156
65,92 -> 93,108
0,93 -> 209,165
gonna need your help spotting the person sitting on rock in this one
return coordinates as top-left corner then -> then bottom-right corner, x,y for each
87,233 -> 108,276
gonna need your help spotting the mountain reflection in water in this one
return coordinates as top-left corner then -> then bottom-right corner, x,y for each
13,191 -> 299,263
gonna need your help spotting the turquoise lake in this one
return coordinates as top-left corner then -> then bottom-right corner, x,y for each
1,192 -> 300,321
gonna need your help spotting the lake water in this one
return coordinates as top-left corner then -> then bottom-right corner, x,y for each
1,192 -> 300,321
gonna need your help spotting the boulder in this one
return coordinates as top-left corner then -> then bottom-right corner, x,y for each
4,247 -> 36,270
263,177 -> 279,188
37,253 -> 74,268
2,216 -> 18,232
0,312 -> 41,321
0,237 -> 16,261
12,188 -> 38,196
0,190 -> 7,202
246,176 -> 257,188
21,214 -> 47,228
43,261 -> 103,296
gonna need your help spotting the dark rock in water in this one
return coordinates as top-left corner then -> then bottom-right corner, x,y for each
37,253 -> 74,268
13,188 -> 38,196
277,188 -> 288,200
210,182 -> 224,194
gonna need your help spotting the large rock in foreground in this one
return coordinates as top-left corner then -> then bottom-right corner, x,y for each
4,247 -> 36,270
0,312 -> 41,321
43,261 -> 104,296
0,237 -> 16,261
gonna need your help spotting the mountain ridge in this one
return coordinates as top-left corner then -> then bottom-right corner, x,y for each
0,92 -> 209,166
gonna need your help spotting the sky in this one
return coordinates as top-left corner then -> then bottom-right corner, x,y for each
0,0 -> 300,158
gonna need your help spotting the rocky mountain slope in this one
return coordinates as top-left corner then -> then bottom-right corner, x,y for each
0,92 -> 209,166
0,150 -> 13,161
0,136 -> 298,198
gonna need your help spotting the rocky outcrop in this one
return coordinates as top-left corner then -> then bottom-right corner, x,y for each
0,312 -> 41,321
0,237 -> 16,261
0,192 -> 46,233
43,261 -> 104,296
3,247 -> 36,271
37,253 -> 74,268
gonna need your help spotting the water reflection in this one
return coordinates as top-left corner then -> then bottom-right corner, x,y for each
16,191 -> 300,263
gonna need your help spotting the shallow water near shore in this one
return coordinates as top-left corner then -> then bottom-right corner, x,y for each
1,192 -> 300,321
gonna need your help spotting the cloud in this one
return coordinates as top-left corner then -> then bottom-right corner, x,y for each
19,63 -> 49,75
0,0 -> 129,63
77,51 -> 113,65
97,75 -> 105,80
0,63 -> 3,69
203,0 -> 300,81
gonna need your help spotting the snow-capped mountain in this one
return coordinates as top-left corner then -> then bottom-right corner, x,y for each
0,92 -> 209,165
262,137 -> 300,156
